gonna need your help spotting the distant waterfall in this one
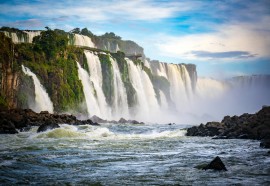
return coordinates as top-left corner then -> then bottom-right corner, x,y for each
73,34 -> 95,48
3,31 -> 41,43
126,58 -> 159,120
76,62 -> 101,117
21,65 -> 54,113
24,31 -> 41,43
84,51 -> 111,119
196,78 -> 227,98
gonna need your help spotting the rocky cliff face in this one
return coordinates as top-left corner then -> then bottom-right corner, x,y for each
0,32 -> 20,109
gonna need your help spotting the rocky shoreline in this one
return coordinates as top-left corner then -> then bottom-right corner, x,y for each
0,109 -> 143,134
186,106 -> 270,148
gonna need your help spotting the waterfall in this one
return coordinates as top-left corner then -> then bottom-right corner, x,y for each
73,34 -> 95,48
3,31 -> 22,43
159,90 -> 168,109
166,64 -> 188,111
21,65 -> 54,113
109,56 -> 129,118
84,51 -> 111,119
144,59 -> 151,69
126,58 -> 159,120
76,62 -> 101,117
179,65 -> 193,99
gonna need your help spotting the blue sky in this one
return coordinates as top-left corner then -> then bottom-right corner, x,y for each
0,0 -> 270,78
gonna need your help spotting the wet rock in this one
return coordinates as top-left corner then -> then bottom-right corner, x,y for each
128,120 -> 144,124
203,156 -> 227,171
37,121 -> 60,133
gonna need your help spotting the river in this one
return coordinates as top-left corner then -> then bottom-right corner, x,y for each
0,123 -> 269,185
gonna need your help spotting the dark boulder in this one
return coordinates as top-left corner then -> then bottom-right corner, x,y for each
203,156 -> 227,171
37,120 -> 60,133
91,115 -> 107,123
118,118 -> 128,123
128,120 -> 144,124
260,139 -> 270,148
0,119 -> 18,134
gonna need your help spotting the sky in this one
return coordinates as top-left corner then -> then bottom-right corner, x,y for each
0,0 -> 270,78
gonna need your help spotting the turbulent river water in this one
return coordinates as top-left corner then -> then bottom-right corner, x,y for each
0,123 -> 269,185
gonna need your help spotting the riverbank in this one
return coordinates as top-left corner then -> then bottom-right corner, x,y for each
186,106 -> 270,148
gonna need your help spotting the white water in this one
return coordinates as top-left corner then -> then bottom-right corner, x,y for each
76,62 -> 101,117
73,34 -> 95,48
21,65 -> 54,113
84,51 -> 111,119
110,56 -> 129,119
35,124 -> 186,140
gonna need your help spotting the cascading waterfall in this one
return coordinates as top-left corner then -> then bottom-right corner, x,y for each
109,56 -> 129,118
21,65 -> 54,113
179,65 -> 193,99
157,62 -> 168,79
126,58 -> 159,120
166,64 -> 188,111
84,51 -> 111,119
76,62 -> 101,117
159,90 -> 168,109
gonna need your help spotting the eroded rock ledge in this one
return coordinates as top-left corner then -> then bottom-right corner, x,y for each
0,109 -> 144,134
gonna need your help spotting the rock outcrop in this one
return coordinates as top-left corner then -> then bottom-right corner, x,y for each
202,156 -> 227,171
186,106 -> 270,148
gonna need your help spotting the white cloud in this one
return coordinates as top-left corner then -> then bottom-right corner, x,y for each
155,22 -> 270,60
0,0 -> 193,22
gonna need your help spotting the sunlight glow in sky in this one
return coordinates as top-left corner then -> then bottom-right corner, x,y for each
0,0 -> 269,78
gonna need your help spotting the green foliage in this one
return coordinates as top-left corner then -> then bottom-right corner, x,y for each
98,53 -> 114,105
33,28 -> 68,60
0,95 -> 7,109
70,28 -> 81,34
101,32 -> 121,40
80,28 -> 94,38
